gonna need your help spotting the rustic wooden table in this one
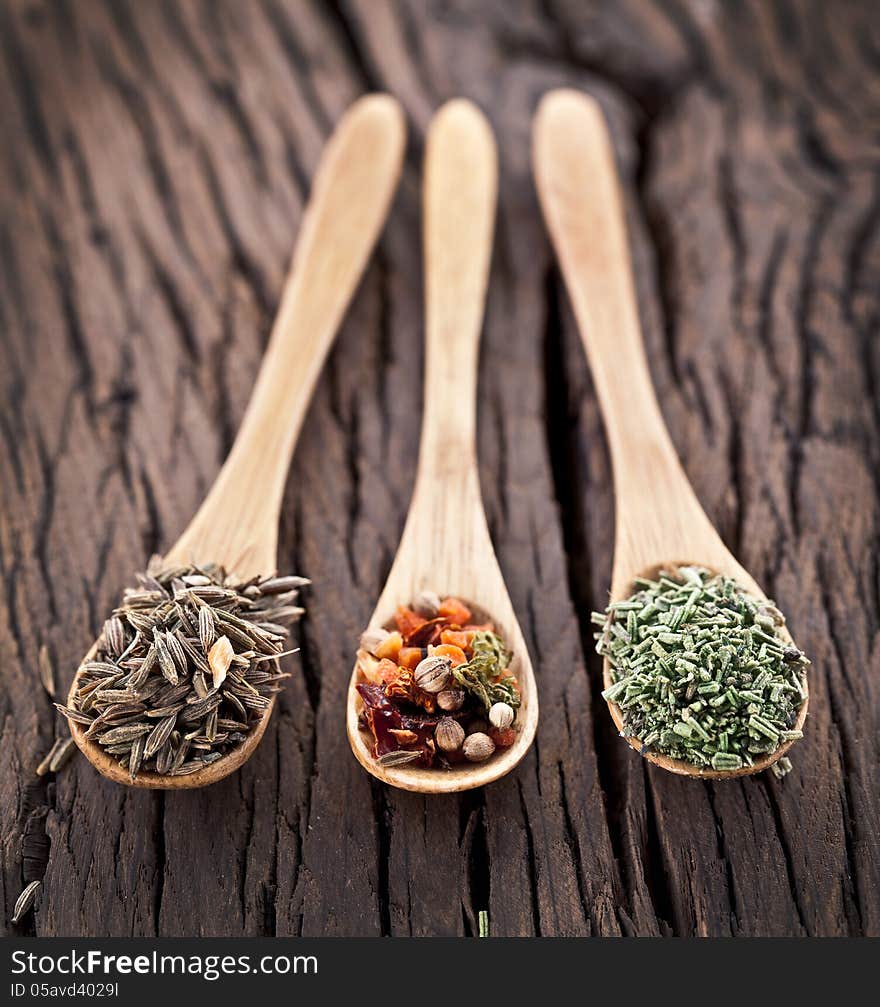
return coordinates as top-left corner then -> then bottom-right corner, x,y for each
2,0 -> 878,937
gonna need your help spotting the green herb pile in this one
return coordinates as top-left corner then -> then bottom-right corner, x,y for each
453,631 -> 520,713
592,566 -> 808,772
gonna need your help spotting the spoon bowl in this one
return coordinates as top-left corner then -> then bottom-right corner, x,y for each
348,591 -> 537,794
67,639 -> 275,789
346,100 -> 539,793
67,94 -> 406,788
533,89 -> 808,778
603,562 -> 808,779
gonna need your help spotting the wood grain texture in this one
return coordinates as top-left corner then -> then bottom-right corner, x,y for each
1,0 -> 877,936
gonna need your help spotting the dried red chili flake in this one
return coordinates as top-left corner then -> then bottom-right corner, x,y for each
377,658 -> 401,684
356,684 -> 436,766
438,597 -> 472,624
384,666 -> 437,713
356,684 -> 404,757
389,729 -> 419,746
404,616 -> 446,648
394,606 -> 427,637
489,726 -> 517,748
398,707 -> 464,733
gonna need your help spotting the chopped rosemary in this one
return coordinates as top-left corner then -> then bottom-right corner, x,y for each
453,632 -> 520,713
593,566 -> 809,772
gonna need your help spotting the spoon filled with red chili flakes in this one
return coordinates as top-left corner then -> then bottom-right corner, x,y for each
345,101 -> 537,793
355,594 -> 521,771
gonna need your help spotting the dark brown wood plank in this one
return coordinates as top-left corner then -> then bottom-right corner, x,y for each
1,0 -> 877,938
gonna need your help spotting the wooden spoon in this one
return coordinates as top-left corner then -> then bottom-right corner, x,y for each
67,94 -> 406,788
346,100 -> 539,793
533,89 -> 808,778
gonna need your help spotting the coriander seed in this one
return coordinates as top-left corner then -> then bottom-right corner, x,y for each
437,688 -> 466,712
435,717 -> 466,752
414,655 -> 453,693
463,732 -> 495,762
489,701 -> 514,730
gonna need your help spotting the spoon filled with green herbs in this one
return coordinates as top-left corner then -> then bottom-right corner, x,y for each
533,89 -> 808,778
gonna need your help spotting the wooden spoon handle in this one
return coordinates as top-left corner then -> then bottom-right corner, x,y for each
533,89 -> 718,579
167,94 -> 406,577
417,99 -> 497,493
372,101 -> 505,606
533,90 -> 681,487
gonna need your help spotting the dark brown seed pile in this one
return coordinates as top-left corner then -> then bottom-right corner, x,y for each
58,559 -> 306,780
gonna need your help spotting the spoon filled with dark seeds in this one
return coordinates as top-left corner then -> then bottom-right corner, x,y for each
62,96 -> 406,788
60,562 -> 306,782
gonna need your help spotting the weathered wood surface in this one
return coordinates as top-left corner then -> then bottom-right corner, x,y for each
1,0 -> 877,937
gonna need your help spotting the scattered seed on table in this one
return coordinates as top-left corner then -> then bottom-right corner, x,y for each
38,644 -> 55,698
11,880 -> 41,924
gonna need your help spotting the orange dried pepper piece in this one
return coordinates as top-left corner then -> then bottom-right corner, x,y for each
440,628 -> 471,650
431,643 -> 467,668
376,631 -> 403,661
385,667 -> 437,713
398,646 -> 423,670
377,658 -> 401,684
389,728 -> 419,745
494,670 -> 520,695
404,617 -> 445,648
438,597 -> 472,624
489,727 -> 517,748
395,606 -> 427,637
